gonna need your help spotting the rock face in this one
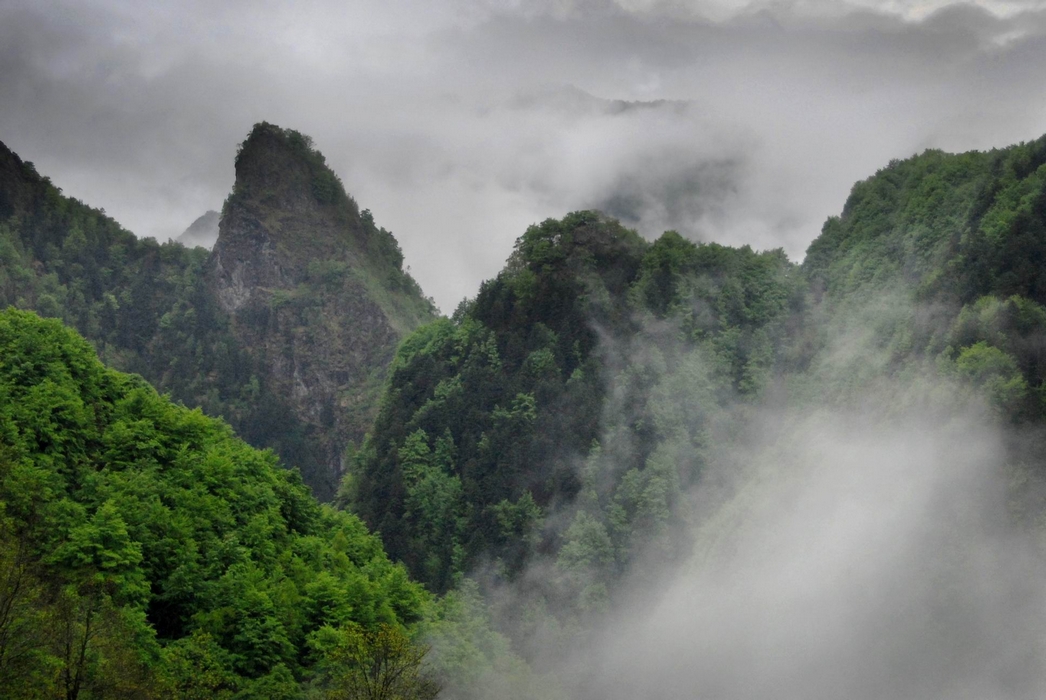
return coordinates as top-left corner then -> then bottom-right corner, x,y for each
176,210 -> 220,249
207,123 -> 436,499
0,125 -> 434,502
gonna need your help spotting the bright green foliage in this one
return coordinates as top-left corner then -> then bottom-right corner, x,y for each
0,309 -> 431,696
0,138 -> 323,492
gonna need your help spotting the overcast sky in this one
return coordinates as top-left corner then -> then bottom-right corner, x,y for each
2,0 -> 1045,311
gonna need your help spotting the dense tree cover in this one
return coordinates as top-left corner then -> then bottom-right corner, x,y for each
7,118 -> 1046,695
0,308 -> 442,697
344,212 -> 803,613
346,133 -> 1046,652
805,134 -> 1046,307
800,134 -> 1046,418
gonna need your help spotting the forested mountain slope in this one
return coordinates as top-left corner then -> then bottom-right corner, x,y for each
347,133 -> 1046,641
0,124 -> 436,499
345,212 -> 805,606
5,116 -> 1046,697
0,309 -> 432,697
800,133 -> 1046,416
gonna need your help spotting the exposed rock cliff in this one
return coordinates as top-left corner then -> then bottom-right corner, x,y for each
208,123 -> 436,499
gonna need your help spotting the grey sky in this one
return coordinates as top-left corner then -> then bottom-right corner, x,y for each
1,0 -> 1045,311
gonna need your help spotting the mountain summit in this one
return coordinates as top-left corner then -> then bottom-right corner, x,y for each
208,122 -> 437,497
176,210 -> 219,249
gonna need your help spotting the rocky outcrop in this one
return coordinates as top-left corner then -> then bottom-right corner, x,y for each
0,125 -> 432,502
207,123 -> 436,500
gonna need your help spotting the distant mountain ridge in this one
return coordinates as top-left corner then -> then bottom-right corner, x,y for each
0,123 -> 437,500
176,209 -> 219,249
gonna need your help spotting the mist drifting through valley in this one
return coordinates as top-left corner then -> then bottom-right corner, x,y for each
576,409 -> 1046,700
3,2 -> 1046,699
434,298 -> 1046,699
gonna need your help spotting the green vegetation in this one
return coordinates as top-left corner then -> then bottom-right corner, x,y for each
6,121 -> 1046,697
0,124 -> 436,501
0,309 -> 435,697
344,212 -> 802,620
801,133 -> 1046,417
343,133 -> 1046,654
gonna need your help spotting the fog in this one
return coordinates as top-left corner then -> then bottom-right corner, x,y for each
2,0 -> 1046,310
4,2 -> 1046,694
430,292 -> 1046,699
573,407 -> 1046,699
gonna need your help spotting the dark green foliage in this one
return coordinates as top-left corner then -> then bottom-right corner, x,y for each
0,138 -> 328,497
8,114 -> 1046,695
803,135 -> 1046,307
0,309 -> 430,696
346,212 -> 800,601
351,129 -> 1046,629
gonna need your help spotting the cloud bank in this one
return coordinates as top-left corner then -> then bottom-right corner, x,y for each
570,407 -> 1046,699
2,0 -> 1045,310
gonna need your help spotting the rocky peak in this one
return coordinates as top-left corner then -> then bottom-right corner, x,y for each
204,122 -> 437,500
208,122 -> 383,313
231,122 -> 357,219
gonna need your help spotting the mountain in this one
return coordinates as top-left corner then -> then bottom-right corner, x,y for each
6,117 -> 1046,696
0,123 -> 437,500
345,212 -> 802,597
207,123 -> 436,499
0,308 -> 549,699
175,210 -> 219,249
346,133 -> 1046,631
503,85 -> 689,117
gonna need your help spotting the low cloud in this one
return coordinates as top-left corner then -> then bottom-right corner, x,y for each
572,407 -> 1046,699
2,0 -> 1046,310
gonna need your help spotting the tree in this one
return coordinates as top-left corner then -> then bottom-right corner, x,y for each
309,623 -> 439,700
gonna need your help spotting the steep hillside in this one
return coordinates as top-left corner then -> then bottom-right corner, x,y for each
0,125 -> 436,499
0,309 -> 432,697
805,134 -> 1046,305
347,133 -> 1046,649
209,123 -> 436,498
346,212 -> 803,601
800,134 -> 1046,416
